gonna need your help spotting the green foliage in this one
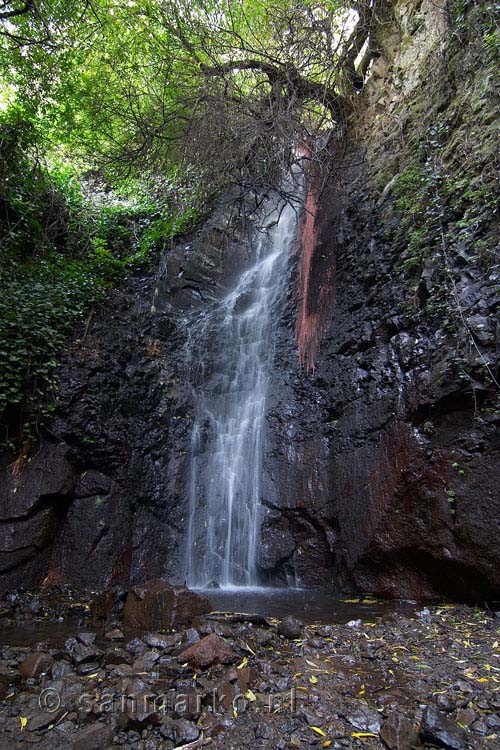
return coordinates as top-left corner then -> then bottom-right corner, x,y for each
385,102 -> 499,364
0,0 -> 377,448
483,25 -> 500,79
452,0 -> 500,79
0,254 -> 101,448
391,114 -> 498,281
0,111 -> 202,448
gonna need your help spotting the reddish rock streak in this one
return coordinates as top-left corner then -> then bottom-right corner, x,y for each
294,152 -> 335,370
296,182 -> 320,370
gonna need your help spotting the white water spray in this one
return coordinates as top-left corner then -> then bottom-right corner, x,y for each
185,174 -> 303,589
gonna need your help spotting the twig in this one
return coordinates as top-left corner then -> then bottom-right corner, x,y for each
176,737 -> 212,750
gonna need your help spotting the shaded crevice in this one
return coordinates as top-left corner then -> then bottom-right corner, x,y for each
262,500 -> 339,557
169,284 -> 208,302
0,492 -> 71,525
408,389 -> 487,425
355,547 -> 500,603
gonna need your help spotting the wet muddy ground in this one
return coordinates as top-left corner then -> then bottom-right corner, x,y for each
0,587 -> 499,749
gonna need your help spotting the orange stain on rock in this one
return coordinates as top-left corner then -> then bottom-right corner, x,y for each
295,181 -> 320,370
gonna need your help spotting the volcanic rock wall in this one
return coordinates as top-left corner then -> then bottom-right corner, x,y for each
261,0 -> 500,599
0,0 -> 498,601
0,201 -> 254,593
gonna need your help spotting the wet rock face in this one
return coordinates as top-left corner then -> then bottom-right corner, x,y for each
0,1 -> 499,601
0,442 -> 75,592
0,165 -> 498,599
0,202 -> 252,594
255,0 -> 500,598
259,158 -> 500,598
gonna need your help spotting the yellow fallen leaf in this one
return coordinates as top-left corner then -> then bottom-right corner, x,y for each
237,656 -> 248,670
305,659 -> 319,668
351,732 -> 377,738
245,689 -> 256,702
296,686 -> 309,692
20,717 -> 27,731
311,726 -> 326,737
309,675 -> 318,684
323,742 -> 332,748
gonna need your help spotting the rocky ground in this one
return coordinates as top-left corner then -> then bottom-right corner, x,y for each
0,585 -> 499,750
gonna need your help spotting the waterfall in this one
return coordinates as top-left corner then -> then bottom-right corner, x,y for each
185,170 -> 303,589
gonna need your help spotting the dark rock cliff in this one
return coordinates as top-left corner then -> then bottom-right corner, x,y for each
0,0 -> 498,600
262,0 -> 500,600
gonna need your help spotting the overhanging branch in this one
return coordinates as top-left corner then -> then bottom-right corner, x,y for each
0,0 -> 34,20
200,59 -> 346,120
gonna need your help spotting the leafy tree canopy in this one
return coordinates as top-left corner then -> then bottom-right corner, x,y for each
0,0 -> 386,447
1,0 -> 384,193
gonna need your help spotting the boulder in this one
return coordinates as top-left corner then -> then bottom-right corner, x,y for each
381,712 -> 419,750
19,653 -> 54,679
143,632 -> 178,650
277,615 -> 303,640
177,633 -> 237,669
72,722 -> 113,750
419,705 -> 466,750
124,580 -> 211,630
65,638 -> 103,665
160,718 -> 199,744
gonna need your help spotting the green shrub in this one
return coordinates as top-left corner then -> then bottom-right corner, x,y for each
0,113 -> 202,449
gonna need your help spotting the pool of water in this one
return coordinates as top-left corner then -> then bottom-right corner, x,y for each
199,587 -> 417,624
0,590 -> 418,648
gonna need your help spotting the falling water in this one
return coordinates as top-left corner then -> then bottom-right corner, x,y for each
185,170 -> 303,589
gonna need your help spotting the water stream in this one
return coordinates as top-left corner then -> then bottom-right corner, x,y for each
185,173 -> 303,589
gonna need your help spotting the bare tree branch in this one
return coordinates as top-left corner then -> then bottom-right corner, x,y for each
0,0 -> 34,20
